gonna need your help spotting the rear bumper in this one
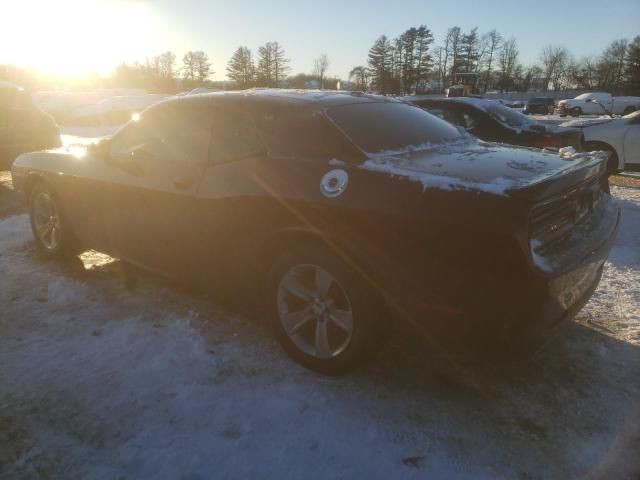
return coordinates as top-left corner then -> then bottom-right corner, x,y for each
397,202 -> 620,355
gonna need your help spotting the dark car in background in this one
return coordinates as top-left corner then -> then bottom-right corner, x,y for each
409,97 -> 583,150
11,90 -> 618,373
0,81 -> 61,168
524,97 -> 556,115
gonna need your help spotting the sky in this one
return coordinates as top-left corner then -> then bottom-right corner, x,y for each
1,0 -> 639,81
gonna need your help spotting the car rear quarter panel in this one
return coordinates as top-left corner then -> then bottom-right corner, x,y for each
194,154 -> 535,319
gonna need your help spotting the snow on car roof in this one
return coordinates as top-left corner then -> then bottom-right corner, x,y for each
190,88 -> 400,107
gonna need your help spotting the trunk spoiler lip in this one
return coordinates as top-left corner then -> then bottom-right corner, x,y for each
505,156 -> 606,202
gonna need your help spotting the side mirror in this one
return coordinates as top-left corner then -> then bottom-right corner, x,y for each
585,98 -> 592,103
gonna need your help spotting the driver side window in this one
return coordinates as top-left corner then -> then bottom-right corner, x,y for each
110,102 -> 212,167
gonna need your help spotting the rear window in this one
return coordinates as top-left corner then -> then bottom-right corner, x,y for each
327,102 -> 462,154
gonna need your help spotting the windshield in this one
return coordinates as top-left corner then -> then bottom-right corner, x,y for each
326,102 -> 463,154
485,103 -> 536,128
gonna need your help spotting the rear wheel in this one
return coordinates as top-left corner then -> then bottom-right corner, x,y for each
623,106 -> 637,116
267,244 -> 381,374
29,182 -> 80,257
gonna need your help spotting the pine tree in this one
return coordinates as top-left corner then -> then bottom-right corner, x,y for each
413,26 -> 434,89
272,42 -> 290,86
226,46 -> 255,88
257,42 -> 289,87
367,35 -> 393,94
460,28 -> 480,73
257,43 -> 274,86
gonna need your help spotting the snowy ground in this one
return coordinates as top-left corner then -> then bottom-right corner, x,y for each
0,181 -> 639,479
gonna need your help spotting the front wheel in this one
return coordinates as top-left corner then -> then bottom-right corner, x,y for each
29,182 -> 80,257
570,107 -> 582,117
267,244 -> 381,374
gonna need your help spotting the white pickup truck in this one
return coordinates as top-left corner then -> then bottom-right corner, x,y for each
557,92 -> 640,117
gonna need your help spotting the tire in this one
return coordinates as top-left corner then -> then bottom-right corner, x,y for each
29,181 -> 81,257
267,243 -> 381,374
623,106 -> 637,116
570,107 -> 582,117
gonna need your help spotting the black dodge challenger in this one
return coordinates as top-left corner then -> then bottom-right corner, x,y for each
11,90 -> 620,373
408,97 -> 583,151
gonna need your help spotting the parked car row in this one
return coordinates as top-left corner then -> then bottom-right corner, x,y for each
557,92 -> 640,117
0,80 -> 61,169
407,97 -> 584,150
11,90 -> 620,373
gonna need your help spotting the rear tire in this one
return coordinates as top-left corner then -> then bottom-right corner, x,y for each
623,106 -> 637,116
267,244 -> 381,374
29,182 -> 81,257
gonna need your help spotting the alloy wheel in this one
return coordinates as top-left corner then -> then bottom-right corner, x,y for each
32,192 -> 61,251
277,264 -> 354,359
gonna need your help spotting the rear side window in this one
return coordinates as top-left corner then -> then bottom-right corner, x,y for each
425,107 -> 459,126
209,111 -> 265,164
460,111 -> 477,130
250,105 -> 361,161
327,102 -> 462,154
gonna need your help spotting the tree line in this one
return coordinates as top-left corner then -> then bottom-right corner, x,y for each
2,31 -> 639,96
355,26 -> 640,95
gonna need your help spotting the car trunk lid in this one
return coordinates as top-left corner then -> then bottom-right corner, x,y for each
360,141 -> 607,201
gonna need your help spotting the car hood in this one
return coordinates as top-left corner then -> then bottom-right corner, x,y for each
360,140 -> 606,199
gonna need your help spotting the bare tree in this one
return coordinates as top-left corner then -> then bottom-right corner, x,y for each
182,51 -> 212,83
445,26 -> 462,84
540,45 -> 569,91
313,54 -> 330,89
348,65 -> 369,91
498,37 -> 519,92
159,51 -> 176,78
598,39 -> 628,91
481,30 -> 501,92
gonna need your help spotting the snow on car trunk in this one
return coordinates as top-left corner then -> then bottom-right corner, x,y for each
0,188 -> 639,479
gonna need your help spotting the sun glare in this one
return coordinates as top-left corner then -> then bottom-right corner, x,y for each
0,0 -> 158,77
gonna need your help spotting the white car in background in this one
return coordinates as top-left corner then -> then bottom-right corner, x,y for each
562,110 -> 640,172
557,92 -> 640,117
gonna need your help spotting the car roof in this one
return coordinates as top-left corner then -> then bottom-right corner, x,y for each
160,89 -> 401,110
